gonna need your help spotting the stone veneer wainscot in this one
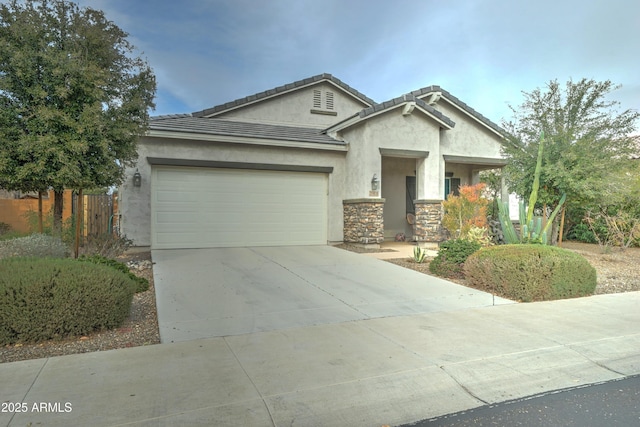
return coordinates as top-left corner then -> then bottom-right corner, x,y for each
342,198 -> 385,247
413,200 -> 444,243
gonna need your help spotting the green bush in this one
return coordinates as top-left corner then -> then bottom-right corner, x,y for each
429,239 -> 481,278
79,254 -> 149,293
464,244 -> 597,302
0,234 -> 69,259
566,222 -> 598,243
0,257 -> 136,345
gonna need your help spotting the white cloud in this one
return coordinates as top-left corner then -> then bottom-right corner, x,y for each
72,0 -> 639,123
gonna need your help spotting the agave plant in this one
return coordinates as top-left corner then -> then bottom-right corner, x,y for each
412,246 -> 427,263
498,132 -> 566,245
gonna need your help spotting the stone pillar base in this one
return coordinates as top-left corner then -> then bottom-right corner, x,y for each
343,198 -> 385,247
413,199 -> 445,243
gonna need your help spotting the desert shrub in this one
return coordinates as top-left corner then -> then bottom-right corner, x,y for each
586,209 -> 640,249
0,257 -> 136,345
441,183 -> 489,239
80,233 -> 133,259
79,254 -> 149,293
464,245 -> 596,302
0,234 -> 69,259
429,239 -> 481,278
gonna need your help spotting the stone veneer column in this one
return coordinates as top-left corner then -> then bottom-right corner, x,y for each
342,198 -> 385,247
413,199 -> 444,243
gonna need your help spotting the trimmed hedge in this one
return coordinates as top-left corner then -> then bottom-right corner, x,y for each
0,257 -> 136,345
429,239 -> 481,278
78,254 -> 149,293
464,244 -> 597,302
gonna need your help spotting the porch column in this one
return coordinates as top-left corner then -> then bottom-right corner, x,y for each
342,198 -> 385,247
413,199 -> 445,244
413,154 -> 444,245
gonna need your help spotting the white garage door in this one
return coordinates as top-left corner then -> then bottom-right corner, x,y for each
151,166 -> 328,249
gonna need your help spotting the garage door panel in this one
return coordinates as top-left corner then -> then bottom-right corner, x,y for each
152,167 -> 328,249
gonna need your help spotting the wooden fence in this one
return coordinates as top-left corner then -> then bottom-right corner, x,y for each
74,193 -> 116,237
0,191 -> 117,237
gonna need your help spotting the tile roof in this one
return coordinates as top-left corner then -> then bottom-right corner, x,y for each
407,86 -> 504,135
148,115 -> 345,146
192,73 -> 375,118
324,94 -> 456,133
359,94 -> 455,128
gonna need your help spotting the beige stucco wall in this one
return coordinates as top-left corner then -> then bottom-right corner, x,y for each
215,83 -> 368,128
119,136 -> 347,246
434,101 -> 503,159
337,108 -> 442,200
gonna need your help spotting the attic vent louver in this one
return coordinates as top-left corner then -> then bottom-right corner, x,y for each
326,91 -> 334,110
313,89 -> 322,108
310,89 -> 338,116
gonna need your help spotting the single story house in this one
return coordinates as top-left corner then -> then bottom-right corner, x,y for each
119,73 -> 507,249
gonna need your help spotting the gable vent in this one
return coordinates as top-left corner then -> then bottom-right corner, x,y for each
313,89 -> 322,108
310,89 -> 338,116
326,91 -> 334,110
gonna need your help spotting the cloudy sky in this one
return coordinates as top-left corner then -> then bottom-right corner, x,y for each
75,0 -> 639,125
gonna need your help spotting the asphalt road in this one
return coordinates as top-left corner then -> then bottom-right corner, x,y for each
403,375 -> 640,427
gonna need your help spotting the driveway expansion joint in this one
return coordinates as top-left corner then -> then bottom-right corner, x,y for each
222,336 -> 277,427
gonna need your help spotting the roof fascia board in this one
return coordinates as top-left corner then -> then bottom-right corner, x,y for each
440,96 -> 503,137
416,93 -> 503,137
443,155 -> 507,166
145,129 -> 348,152
379,148 -> 429,158
326,102 -> 453,134
199,77 -> 373,118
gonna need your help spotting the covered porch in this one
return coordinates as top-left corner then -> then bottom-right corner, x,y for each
381,152 -> 507,244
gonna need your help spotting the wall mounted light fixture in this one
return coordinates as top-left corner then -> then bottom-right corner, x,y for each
133,170 -> 142,187
371,174 -> 379,191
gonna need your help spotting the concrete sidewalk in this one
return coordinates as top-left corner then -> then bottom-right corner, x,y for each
2,292 -> 639,427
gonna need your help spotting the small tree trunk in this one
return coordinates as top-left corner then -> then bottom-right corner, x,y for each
53,190 -> 64,236
558,206 -> 566,247
38,191 -> 43,233
74,189 -> 83,258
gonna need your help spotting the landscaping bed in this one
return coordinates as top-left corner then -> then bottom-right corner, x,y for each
0,251 -> 160,364
2,241 -> 638,364
385,241 -> 640,295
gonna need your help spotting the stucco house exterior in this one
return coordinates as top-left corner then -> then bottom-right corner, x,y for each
119,73 -> 507,249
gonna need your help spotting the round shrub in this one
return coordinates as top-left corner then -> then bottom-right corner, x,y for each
464,244 -> 597,302
0,257 -> 137,345
429,239 -> 481,278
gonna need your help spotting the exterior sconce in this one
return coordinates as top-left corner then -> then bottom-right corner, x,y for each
371,174 -> 379,191
133,170 -> 142,187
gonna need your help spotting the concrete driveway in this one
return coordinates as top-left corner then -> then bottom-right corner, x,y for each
152,245 -> 512,343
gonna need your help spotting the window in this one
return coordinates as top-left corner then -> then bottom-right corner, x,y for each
445,177 -> 460,199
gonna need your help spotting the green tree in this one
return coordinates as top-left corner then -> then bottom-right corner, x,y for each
0,0 -> 156,233
501,79 -> 639,238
